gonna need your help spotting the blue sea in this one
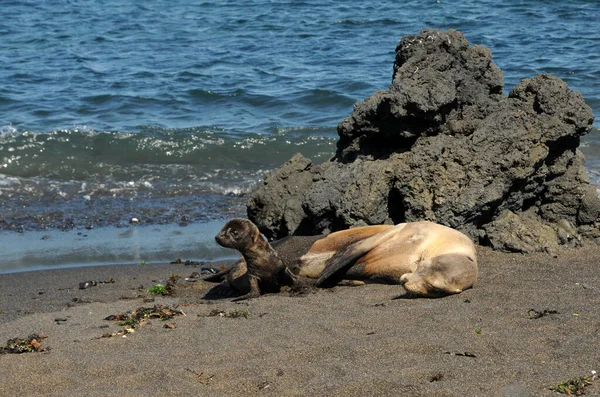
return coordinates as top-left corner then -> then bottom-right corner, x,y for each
1,0 -> 600,272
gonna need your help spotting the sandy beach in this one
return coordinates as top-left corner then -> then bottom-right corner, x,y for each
0,245 -> 598,396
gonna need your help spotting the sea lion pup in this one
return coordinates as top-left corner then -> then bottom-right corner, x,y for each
214,218 -> 318,300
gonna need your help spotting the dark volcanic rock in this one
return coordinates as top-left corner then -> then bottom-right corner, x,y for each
247,29 -> 600,254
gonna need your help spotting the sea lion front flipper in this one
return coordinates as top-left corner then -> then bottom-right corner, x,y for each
231,275 -> 261,301
316,225 -> 403,287
202,281 -> 238,300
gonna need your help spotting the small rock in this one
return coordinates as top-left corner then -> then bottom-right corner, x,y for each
79,281 -> 97,289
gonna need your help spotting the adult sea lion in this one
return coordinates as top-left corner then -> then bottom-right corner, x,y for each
213,218 -> 478,299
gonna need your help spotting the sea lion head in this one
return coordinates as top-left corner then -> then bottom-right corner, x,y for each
215,218 -> 261,251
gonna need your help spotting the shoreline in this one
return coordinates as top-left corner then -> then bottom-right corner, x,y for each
1,245 -> 598,396
0,220 -> 238,275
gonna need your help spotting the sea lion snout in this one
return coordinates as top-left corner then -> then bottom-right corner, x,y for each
215,226 -> 240,249
215,218 -> 259,250
215,231 -> 230,247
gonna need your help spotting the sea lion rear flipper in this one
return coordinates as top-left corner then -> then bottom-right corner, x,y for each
201,267 -> 231,283
283,267 -> 316,288
203,258 -> 247,283
316,225 -> 403,287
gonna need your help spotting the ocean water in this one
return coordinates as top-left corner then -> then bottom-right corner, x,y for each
1,0 -> 599,272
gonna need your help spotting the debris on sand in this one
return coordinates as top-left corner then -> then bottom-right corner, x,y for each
147,274 -> 182,296
258,381 -> 271,390
100,304 -> 185,338
0,333 -> 49,354
78,279 -> 115,289
201,309 -> 251,319
185,368 -> 214,385
428,373 -> 444,382
549,373 -> 597,395
527,309 -> 559,319
98,327 -> 136,339
105,304 -> 184,325
443,351 -> 476,358
166,274 -> 180,293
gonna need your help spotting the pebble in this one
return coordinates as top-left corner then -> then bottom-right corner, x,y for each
79,281 -> 97,289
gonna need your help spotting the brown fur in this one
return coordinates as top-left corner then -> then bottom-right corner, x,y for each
214,219 -> 478,299
214,218 -> 316,300
310,222 -> 478,296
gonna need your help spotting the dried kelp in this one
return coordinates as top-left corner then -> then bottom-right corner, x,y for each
100,304 -> 185,338
0,333 -> 49,354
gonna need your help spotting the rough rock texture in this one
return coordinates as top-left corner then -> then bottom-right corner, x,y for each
248,29 -> 600,255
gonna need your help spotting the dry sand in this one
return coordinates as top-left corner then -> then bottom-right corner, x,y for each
0,245 -> 599,396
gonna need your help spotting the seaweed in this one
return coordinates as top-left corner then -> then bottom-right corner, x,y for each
0,333 -> 49,354
549,375 -> 595,395
102,304 -> 185,337
147,274 -> 181,296
147,284 -> 167,296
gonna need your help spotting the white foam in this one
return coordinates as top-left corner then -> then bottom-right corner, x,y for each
0,124 -> 18,137
0,174 -> 21,186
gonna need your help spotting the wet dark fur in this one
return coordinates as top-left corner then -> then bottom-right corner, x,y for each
214,218 -> 321,300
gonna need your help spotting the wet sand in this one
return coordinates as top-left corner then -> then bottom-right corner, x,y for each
0,245 -> 598,396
